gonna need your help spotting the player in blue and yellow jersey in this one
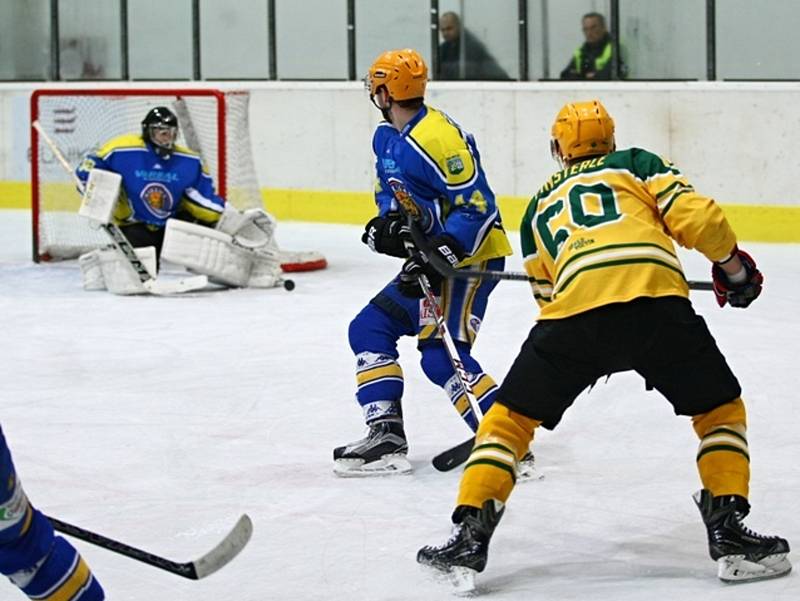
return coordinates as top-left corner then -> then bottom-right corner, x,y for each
333,49 -> 522,477
76,106 -> 224,257
419,99 -> 790,587
0,426 -> 104,600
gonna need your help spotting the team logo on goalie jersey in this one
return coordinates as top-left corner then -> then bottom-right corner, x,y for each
140,182 -> 175,219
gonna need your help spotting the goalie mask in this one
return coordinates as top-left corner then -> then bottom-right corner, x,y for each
550,99 -> 615,168
141,106 -> 179,158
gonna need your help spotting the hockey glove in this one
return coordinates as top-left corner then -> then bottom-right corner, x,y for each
361,213 -> 410,258
398,251 -> 442,298
397,234 -> 465,298
711,248 -> 763,308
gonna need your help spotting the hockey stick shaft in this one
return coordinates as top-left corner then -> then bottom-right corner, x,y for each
405,241 -> 484,424
406,224 -> 712,291
47,513 -> 252,580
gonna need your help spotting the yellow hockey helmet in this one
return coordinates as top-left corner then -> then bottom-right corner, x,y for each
366,48 -> 428,101
551,99 -> 615,163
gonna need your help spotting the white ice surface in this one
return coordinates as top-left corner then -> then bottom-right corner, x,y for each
0,209 -> 797,600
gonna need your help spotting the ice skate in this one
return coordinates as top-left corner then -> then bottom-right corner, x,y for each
333,420 -> 411,477
518,450 -> 543,482
694,489 -> 791,583
417,500 -> 504,594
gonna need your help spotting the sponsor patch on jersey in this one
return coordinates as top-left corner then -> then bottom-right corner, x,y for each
140,182 -> 175,219
419,296 -> 440,325
381,158 -> 397,172
446,155 -> 464,175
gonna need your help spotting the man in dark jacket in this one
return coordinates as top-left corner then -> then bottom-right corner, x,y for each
437,12 -> 510,81
560,12 -> 626,80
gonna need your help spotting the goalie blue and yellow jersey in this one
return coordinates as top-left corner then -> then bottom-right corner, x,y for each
75,134 -> 224,228
372,105 -> 512,265
521,147 -> 738,319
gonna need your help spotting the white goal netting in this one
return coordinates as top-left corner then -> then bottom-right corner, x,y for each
31,88 -> 262,260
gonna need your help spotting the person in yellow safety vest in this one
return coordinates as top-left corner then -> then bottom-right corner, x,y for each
560,12 -> 627,80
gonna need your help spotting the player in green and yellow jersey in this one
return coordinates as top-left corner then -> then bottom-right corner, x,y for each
417,99 -> 790,591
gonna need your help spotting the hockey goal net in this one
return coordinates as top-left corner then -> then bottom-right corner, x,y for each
31,88 -> 264,262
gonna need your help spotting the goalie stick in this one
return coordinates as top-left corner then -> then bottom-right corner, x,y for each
32,120 -> 208,296
47,513 -> 253,580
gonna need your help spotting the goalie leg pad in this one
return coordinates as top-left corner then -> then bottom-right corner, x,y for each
79,246 -> 157,295
162,219 -> 253,287
248,254 -> 283,288
78,249 -> 106,291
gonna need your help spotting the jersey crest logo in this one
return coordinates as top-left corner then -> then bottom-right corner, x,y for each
140,182 -> 175,219
446,155 -> 464,175
387,177 -> 421,219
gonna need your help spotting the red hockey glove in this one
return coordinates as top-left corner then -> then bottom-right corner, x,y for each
711,248 -> 763,308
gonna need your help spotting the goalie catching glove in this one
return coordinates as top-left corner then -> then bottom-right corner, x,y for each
398,234 -> 464,298
218,206 -> 327,273
711,247 -> 763,308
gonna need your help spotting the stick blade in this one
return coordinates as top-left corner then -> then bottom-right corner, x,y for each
144,274 -> 209,295
190,514 -> 253,580
432,437 -> 475,472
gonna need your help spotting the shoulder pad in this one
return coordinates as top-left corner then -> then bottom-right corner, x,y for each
406,108 -> 476,186
96,133 -> 146,158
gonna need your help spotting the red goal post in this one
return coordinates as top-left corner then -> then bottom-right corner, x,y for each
30,87 -> 261,262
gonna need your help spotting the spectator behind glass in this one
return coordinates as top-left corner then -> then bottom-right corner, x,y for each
437,11 -> 510,81
560,12 -> 627,80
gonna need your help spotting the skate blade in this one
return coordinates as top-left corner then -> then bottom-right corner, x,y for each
333,454 -> 412,478
449,566 -> 479,596
419,562 -> 478,596
517,464 -> 544,482
717,553 -> 792,583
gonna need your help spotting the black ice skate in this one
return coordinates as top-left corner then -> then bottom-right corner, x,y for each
694,489 -> 791,582
417,499 -> 505,594
333,420 -> 411,477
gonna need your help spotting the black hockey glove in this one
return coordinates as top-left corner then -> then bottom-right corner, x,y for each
711,247 -> 763,308
361,213 -> 410,258
397,234 -> 465,298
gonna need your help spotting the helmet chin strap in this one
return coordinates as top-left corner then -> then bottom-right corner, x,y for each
370,89 -> 394,124
550,139 -> 567,169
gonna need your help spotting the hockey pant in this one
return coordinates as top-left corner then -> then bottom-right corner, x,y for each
348,262 -> 503,429
0,427 -> 104,600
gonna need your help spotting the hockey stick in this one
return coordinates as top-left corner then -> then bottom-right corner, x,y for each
32,120 -> 207,295
47,513 -> 252,580
405,223 -> 713,291
398,223 -> 482,470
421,223 -> 711,471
